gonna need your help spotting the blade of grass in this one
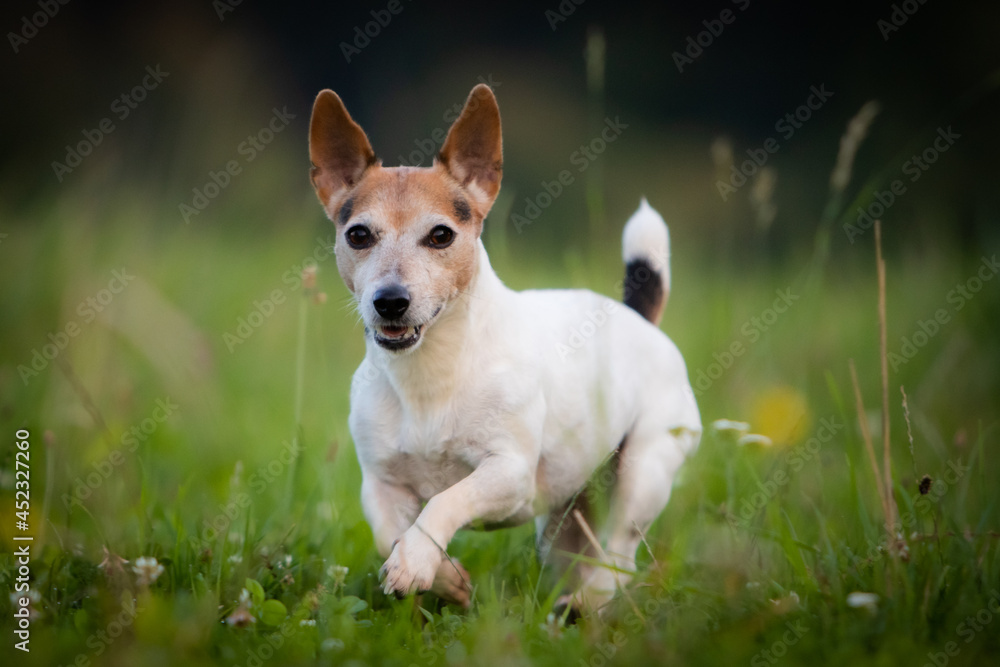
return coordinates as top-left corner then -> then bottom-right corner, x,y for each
849,359 -> 889,528
875,220 -> 898,532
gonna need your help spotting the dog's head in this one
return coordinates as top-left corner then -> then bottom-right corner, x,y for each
308,85 -> 502,353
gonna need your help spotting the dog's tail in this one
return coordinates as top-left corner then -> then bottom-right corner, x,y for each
621,197 -> 670,326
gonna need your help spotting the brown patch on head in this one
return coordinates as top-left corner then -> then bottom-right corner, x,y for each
344,166 -> 487,232
337,197 -> 354,225
332,165 -> 484,305
452,197 -> 472,223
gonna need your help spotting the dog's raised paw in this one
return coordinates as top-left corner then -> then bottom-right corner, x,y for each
379,529 -> 442,598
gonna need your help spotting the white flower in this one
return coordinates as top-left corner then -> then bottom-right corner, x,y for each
327,565 -> 349,587
321,638 -> 345,652
738,433 -> 773,448
133,556 -> 164,586
712,419 -> 751,436
846,591 -> 879,614
541,611 -> 563,638
299,619 -> 316,627
228,554 -> 243,565
226,604 -> 255,628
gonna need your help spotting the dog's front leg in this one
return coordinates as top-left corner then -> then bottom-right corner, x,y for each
361,472 -> 422,559
363,470 -> 475,606
380,452 -> 534,599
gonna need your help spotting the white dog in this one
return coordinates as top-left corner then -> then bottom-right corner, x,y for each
308,83 -> 701,613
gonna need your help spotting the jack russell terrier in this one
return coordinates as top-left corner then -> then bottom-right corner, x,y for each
308,83 -> 701,614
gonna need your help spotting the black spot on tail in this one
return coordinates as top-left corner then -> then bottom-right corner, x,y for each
623,258 -> 664,323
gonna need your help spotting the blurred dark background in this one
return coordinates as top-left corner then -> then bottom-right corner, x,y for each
3,0 -> 999,257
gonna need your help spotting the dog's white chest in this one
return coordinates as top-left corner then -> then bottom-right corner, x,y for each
353,382 -> 493,500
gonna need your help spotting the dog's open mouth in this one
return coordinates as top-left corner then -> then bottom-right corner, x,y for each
374,324 -> 423,351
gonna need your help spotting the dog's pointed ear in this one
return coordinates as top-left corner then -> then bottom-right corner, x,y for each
309,89 -> 377,215
438,84 -> 503,215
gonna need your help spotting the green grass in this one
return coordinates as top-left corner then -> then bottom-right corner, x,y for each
1,174 -> 999,667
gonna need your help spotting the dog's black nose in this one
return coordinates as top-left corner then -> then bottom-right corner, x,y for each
373,285 -> 410,320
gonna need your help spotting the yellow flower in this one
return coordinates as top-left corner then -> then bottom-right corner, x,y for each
750,386 -> 811,446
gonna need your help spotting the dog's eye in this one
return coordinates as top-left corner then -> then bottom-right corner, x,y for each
427,225 -> 455,249
346,225 -> 374,249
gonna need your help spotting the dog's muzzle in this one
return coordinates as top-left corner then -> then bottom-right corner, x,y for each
371,285 -> 423,351
373,322 -> 423,351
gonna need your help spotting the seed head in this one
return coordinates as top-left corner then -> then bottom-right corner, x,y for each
919,475 -> 932,495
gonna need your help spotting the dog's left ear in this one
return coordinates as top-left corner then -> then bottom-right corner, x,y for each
438,84 -> 503,216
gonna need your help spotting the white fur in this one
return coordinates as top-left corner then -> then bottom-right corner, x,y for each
352,201 -> 701,609
622,197 -> 671,297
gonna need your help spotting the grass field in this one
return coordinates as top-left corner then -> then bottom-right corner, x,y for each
2,130 -> 999,667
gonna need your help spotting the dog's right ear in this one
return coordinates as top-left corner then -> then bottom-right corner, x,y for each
309,90 -> 377,216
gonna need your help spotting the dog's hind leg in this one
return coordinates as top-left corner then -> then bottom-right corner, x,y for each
575,426 -> 698,612
536,493 -> 597,622
536,491 -> 596,579
537,451 -> 623,617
